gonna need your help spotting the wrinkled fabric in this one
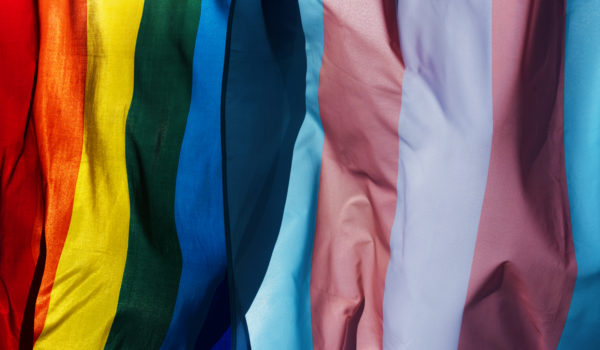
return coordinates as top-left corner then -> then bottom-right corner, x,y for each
2,1 -> 600,349
0,1 -> 42,348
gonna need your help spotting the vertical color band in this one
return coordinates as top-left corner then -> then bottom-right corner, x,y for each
34,0 -> 143,348
560,1 -> 600,348
32,0 -> 87,342
161,0 -> 230,347
459,2 -> 574,348
105,0 -> 201,347
244,0 -> 325,347
0,0 -> 42,346
384,1 -> 493,349
310,1 -> 403,348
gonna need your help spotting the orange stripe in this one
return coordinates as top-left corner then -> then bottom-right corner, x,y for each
32,0 -> 87,343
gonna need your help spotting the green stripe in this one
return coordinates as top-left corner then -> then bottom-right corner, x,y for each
105,0 -> 201,348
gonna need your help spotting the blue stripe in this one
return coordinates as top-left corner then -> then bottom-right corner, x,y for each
211,327 -> 232,350
244,0 -> 325,348
560,1 -> 600,348
161,0 -> 230,347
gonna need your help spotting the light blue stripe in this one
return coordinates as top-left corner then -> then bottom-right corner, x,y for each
244,0 -> 325,348
559,2 -> 600,348
161,0 -> 230,348
383,1 -> 493,349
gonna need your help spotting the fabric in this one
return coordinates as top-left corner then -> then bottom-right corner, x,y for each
0,1 -> 42,348
2,0 -> 230,349
2,0 -> 600,349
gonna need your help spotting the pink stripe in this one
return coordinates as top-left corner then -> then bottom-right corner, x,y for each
458,1 -> 576,348
309,2 -> 403,349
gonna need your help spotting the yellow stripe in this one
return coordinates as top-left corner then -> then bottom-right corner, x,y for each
35,1 -> 144,348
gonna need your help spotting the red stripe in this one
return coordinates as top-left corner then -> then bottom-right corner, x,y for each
32,0 -> 87,343
458,1 -> 575,348
309,2 -> 403,348
0,0 -> 42,348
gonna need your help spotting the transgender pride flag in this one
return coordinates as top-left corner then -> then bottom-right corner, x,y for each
1,0 -> 600,349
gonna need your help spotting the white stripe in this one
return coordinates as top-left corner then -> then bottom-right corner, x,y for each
383,1 -> 493,349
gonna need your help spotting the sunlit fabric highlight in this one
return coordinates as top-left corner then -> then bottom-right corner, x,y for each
34,0 -> 143,348
31,0 -> 87,343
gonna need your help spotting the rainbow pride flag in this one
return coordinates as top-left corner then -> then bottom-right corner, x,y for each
2,0 -> 600,349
